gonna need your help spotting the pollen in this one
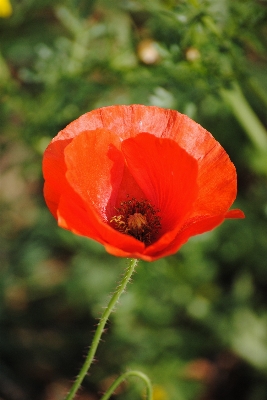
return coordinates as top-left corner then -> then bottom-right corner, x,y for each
110,198 -> 161,245
128,213 -> 147,231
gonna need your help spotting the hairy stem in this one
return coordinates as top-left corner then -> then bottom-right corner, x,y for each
100,370 -> 153,400
64,258 -> 138,400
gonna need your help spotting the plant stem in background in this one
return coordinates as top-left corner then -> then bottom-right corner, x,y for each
220,82 -> 267,152
100,370 -> 153,400
64,258 -> 139,400
249,77 -> 267,110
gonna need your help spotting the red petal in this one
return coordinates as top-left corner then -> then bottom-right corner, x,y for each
103,243 -> 150,260
63,128 -> 146,254
57,185 -> 146,256
158,111 -> 241,217
56,105 -> 177,142
57,185 -> 102,240
225,209 -> 245,219
148,208 -> 244,261
64,128 -> 123,217
42,138 -> 72,218
150,214 -> 226,260
191,145 -> 238,217
112,165 -> 146,210
95,105 -> 178,140
43,181 -> 61,219
121,132 -> 198,233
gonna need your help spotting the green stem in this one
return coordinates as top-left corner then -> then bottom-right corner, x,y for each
248,77 -> 267,110
220,82 -> 267,152
64,258 -> 139,400
100,370 -> 153,400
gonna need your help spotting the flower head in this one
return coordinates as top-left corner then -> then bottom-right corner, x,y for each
43,105 -> 244,261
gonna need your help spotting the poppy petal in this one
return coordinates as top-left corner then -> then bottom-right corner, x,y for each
57,186 -> 146,256
103,243 -> 150,260
160,111 -> 240,217
225,209 -> 245,219
150,214 -> 226,260
52,105 -> 180,144
191,145 -> 238,217
64,128 -> 123,217
57,186 -> 102,240
121,133 -> 198,232
63,128 -> 146,254
42,138 -> 72,218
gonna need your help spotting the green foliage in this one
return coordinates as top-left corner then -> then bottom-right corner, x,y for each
1,0 -> 267,399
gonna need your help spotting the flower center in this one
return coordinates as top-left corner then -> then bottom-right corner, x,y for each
110,198 -> 161,245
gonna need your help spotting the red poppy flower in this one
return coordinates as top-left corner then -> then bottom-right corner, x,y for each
43,105 -> 244,261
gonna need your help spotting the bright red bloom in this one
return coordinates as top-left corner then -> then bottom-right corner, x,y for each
43,105 -> 244,261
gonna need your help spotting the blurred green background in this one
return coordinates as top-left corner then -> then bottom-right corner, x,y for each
1,0 -> 267,399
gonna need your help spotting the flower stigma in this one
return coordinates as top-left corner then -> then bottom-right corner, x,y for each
110,198 -> 161,245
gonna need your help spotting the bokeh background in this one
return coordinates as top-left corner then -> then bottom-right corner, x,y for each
1,0 -> 267,399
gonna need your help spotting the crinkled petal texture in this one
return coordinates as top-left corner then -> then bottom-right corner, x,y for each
43,105 -> 244,261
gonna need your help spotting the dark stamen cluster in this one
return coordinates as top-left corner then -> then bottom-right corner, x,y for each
110,197 -> 161,245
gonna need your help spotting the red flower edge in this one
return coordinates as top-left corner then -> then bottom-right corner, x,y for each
43,105 -> 244,261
